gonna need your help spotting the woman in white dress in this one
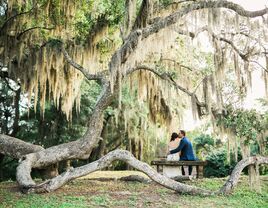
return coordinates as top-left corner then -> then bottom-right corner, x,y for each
167,132 -> 180,161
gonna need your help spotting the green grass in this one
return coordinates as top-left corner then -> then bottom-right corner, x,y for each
0,176 -> 267,208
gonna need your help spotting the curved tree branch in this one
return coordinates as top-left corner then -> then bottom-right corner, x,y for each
125,65 -> 205,106
0,9 -> 33,32
16,81 -> 116,188
61,46 -> 105,82
24,149 -> 213,195
249,60 -> 268,73
0,134 -> 44,159
23,149 -> 268,196
117,0 -> 268,70
17,26 -> 55,40
219,156 -> 268,194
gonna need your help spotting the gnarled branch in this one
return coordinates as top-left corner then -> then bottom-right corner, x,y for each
0,134 -> 44,159
22,149 -> 268,196
219,156 -> 268,194
125,65 -> 205,106
24,149 -> 212,195
17,26 -> 55,40
61,46 -> 104,82
116,0 -> 268,75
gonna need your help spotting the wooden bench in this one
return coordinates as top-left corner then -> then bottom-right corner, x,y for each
151,158 -> 207,179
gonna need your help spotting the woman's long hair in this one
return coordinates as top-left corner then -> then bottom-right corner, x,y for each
170,132 -> 179,142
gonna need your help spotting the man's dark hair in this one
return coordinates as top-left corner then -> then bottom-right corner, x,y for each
170,132 -> 179,141
179,130 -> 186,136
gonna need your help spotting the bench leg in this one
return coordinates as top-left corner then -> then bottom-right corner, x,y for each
197,165 -> 204,179
157,165 -> 163,174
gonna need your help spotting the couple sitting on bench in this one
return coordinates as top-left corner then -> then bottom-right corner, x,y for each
167,130 -> 196,176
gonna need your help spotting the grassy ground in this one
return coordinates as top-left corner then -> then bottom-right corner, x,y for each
0,171 -> 267,208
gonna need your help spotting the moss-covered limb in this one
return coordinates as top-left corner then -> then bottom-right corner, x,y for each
132,0 -> 150,30
122,0 -> 137,38
61,46 -> 104,82
0,7 -> 34,32
176,26 -> 264,63
16,26 -> 55,40
111,0 -> 268,80
125,65 -> 193,96
124,65 -> 206,113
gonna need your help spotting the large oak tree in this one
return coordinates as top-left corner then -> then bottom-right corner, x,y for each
0,0 -> 268,194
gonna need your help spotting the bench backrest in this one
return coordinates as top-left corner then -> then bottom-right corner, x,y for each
151,160 -> 207,166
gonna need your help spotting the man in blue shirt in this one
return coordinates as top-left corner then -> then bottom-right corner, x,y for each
169,130 -> 196,175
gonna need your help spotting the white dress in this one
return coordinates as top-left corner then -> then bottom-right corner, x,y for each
167,149 -> 180,161
167,140 -> 180,161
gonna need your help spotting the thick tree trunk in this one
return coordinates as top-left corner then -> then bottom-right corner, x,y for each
0,153 -> 4,180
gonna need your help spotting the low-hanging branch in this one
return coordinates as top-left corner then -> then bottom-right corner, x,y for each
61,46 -> 105,82
22,149 -> 213,195
220,156 -> 268,194
17,26 -> 55,40
0,134 -> 44,159
125,65 -> 205,107
22,149 -> 268,195
160,57 -> 201,73
0,2 -> 47,33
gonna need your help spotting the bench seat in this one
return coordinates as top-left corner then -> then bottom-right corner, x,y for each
151,159 -> 207,179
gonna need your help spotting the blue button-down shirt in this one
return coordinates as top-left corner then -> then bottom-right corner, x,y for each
169,137 -> 196,161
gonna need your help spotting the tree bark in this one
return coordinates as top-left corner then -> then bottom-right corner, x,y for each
0,153 -> 4,180
11,86 -> 20,137
0,134 -> 44,159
